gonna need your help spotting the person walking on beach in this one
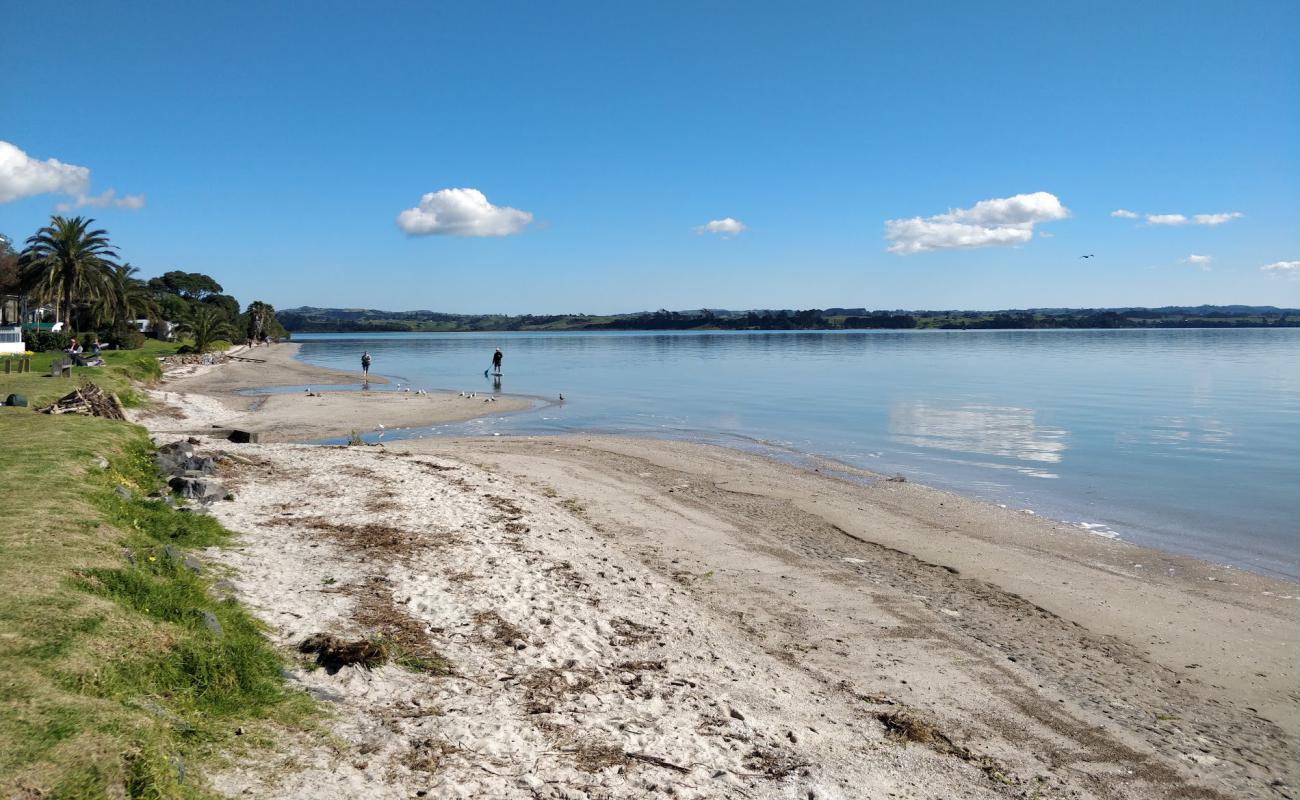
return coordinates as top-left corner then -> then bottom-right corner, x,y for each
361,350 -> 372,377
491,348 -> 503,374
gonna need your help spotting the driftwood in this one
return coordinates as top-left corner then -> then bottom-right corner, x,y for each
38,383 -> 126,420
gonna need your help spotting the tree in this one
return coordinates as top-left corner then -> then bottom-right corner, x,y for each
179,305 -> 234,353
245,300 -> 275,342
148,270 -> 223,300
18,216 -> 120,330
0,233 -> 18,295
95,264 -> 159,329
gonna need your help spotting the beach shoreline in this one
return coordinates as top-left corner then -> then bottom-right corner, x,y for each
134,341 -> 532,442
139,345 -> 1298,798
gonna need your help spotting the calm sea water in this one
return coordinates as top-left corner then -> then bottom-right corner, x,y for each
290,329 -> 1300,580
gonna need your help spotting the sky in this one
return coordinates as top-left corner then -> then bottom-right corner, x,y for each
1,0 -> 1297,314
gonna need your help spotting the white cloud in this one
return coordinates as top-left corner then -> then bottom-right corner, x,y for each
396,188 -> 533,237
1110,209 -> 1139,219
884,191 -> 1069,255
0,140 -> 90,203
54,188 -> 146,212
1183,254 -> 1213,271
1193,212 -> 1243,226
1261,260 -> 1300,276
1143,210 -> 1243,226
694,217 -> 746,237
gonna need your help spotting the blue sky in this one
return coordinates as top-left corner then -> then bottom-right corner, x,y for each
2,0 -> 1296,313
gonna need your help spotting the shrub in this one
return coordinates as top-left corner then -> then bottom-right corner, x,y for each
25,329 -> 73,352
101,324 -> 146,350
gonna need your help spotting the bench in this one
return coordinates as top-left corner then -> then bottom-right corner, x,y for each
49,358 -> 72,378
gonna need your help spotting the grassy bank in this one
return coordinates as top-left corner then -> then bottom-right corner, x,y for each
0,361 -> 312,797
1,340 -> 179,409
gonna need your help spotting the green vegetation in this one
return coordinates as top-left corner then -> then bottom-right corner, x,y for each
1,340 -> 175,408
279,304 -> 1300,333
0,370 -> 312,797
2,218 -> 287,354
177,307 -> 235,356
14,217 -> 120,331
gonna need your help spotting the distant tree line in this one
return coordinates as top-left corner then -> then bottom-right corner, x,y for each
277,304 -> 1300,333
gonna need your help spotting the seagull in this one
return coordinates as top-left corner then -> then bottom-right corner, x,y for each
1079,254 -> 1095,259
377,424 -> 385,430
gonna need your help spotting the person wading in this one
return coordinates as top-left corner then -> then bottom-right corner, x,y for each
361,350 -> 372,377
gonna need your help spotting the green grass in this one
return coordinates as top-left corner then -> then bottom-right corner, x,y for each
0,408 -> 313,798
0,339 -> 177,408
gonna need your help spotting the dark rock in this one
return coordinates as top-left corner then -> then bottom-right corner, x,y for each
153,441 -> 196,475
199,611 -> 223,636
123,548 -> 137,566
114,485 -> 132,500
182,555 -> 203,574
227,429 -> 260,444
181,455 -> 217,475
168,475 -> 227,501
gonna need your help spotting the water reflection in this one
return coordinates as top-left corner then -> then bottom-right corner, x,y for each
889,402 -> 1069,464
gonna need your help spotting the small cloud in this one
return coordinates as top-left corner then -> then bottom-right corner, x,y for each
885,191 -> 1069,255
1110,209 -> 1139,219
694,217 -> 746,238
1261,260 -> 1300,277
1193,212 -> 1243,226
1183,254 -> 1213,271
396,188 -> 533,237
54,188 -> 146,212
1037,230 -> 1055,238
0,140 -> 90,203
1141,210 -> 1243,226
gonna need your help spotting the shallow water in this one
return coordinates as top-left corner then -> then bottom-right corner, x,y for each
292,329 -> 1300,580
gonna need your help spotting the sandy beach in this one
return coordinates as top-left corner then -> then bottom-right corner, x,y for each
139,347 -> 1297,799
136,342 -> 531,442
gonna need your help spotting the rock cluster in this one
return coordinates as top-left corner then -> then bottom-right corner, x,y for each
154,440 -> 228,502
159,353 -> 229,368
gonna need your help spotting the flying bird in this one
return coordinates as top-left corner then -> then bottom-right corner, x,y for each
1079,254 -> 1095,259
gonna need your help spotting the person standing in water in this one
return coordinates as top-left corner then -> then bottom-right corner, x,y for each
361,350 -> 372,377
491,348 -> 503,374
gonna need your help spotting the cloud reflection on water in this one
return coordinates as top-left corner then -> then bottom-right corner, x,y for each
889,402 -> 1069,466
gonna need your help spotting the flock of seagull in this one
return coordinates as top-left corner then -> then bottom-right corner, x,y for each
299,382 -> 566,442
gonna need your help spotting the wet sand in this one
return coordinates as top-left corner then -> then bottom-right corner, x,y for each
137,342 -> 530,442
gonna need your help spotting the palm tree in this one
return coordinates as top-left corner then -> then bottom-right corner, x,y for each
18,216 -> 120,330
245,300 -> 275,343
97,263 -> 159,329
179,305 -> 234,353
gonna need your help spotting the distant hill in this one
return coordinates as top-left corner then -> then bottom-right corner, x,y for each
278,305 -> 1300,333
